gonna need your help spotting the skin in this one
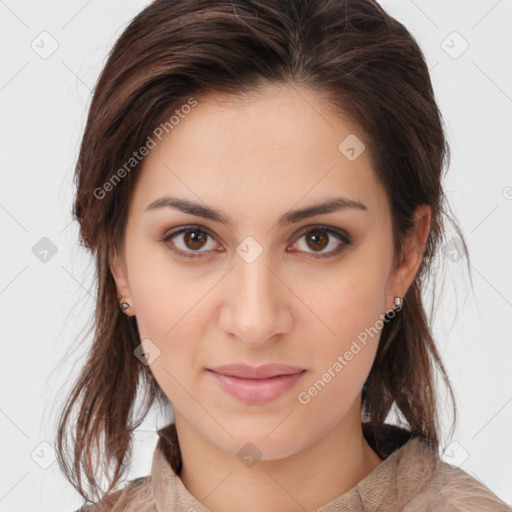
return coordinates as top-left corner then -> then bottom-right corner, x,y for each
111,83 -> 431,512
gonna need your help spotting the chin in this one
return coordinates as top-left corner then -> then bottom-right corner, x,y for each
214,421 -> 306,461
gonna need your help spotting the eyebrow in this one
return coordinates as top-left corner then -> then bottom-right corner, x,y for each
144,195 -> 368,227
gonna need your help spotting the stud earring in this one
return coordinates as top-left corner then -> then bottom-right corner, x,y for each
393,297 -> 403,310
119,294 -> 130,312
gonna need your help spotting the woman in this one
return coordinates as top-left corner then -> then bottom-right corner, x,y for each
57,0 -> 511,510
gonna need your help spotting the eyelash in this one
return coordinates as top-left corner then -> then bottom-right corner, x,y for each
160,224 -> 352,260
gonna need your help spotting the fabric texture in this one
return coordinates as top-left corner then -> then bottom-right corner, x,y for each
77,422 -> 512,511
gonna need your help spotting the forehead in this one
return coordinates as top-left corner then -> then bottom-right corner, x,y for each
130,84 -> 389,224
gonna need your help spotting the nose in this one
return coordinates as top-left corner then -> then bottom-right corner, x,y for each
219,250 -> 293,347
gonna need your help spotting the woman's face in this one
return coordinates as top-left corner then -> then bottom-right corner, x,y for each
111,84 -> 427,461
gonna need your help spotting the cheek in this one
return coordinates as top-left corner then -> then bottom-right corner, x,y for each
308,264 -> 387,346
125,235 -> 204,336
125,241 -> 215,368
125,270 -> 207,408
295,280 -> 382,421
297,257 -> 389,398
131,275 -> 205,411
131,277 -> 207,363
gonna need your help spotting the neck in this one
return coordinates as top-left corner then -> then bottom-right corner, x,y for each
174,402 -> 384,512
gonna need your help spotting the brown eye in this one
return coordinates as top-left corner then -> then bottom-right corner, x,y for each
289,225 -> 352,259
305,229 -> 329,252
162,226 -> 219,259
183,230 -> 208,250
161,224 -> 352,261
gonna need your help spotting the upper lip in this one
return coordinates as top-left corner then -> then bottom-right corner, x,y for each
208,363 -> 305,379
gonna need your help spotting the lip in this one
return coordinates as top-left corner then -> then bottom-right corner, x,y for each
207,364 -> 306,404
208,363 -> 305,379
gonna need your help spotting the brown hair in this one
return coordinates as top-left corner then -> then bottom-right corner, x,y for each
55,0 -> 471,504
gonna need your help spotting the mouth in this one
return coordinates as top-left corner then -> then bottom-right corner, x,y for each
206,364 -> 306,404
207,363 -> 306,379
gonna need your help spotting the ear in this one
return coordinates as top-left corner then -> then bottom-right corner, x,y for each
386,204 -> 431,309
110,249 -> 135,316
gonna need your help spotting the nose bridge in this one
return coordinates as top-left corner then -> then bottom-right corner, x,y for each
224,244 -> 291,343
237,250 -> 273,304
235,246 -> 277,313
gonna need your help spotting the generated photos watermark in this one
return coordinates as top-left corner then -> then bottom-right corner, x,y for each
93,97 -> 198,200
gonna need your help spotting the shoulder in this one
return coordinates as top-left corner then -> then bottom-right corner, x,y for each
73,475 -> 156,512
407,459 -> 512,511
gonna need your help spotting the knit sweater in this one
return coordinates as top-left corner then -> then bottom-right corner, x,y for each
77,422 -> 511,511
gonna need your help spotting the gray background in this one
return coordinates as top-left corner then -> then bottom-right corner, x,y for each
0,0 -> 511,510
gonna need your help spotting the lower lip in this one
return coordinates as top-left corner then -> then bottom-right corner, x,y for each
208,370 -> 306,404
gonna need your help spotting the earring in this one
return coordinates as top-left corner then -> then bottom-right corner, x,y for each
393,297 -> 403,310
119,294 -> 130,312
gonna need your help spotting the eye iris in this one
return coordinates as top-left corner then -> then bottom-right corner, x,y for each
306,230 -> 328,251
184,230 -> 207,250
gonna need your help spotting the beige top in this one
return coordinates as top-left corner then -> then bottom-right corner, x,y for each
79,422 -> 511,511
